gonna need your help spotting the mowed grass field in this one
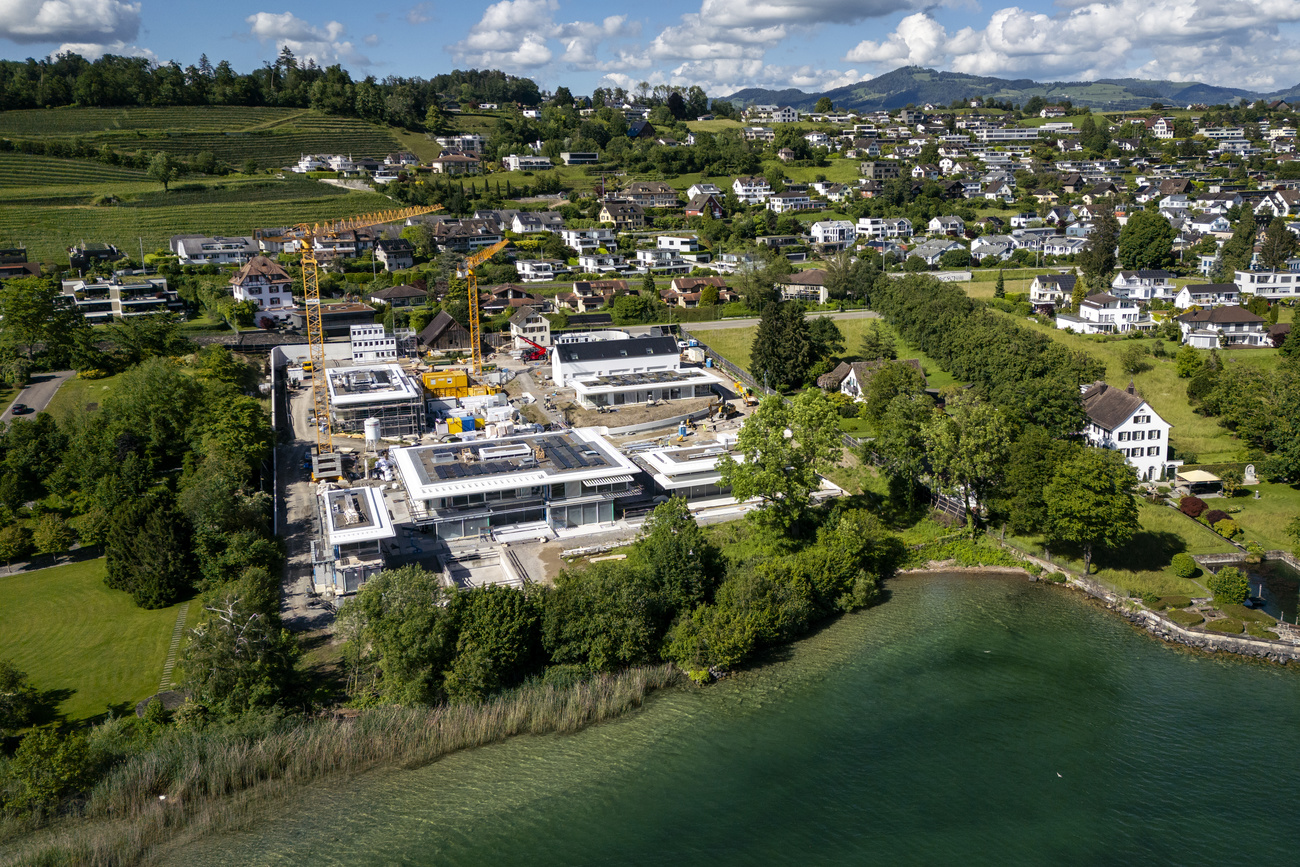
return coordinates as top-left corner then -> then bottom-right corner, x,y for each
0,157 -> 396,263
0,558 -> 192,722
994,311 -> 1273,463
697,316 -> 960,389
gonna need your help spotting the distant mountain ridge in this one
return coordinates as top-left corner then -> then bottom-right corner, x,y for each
724,66 -> 1300,112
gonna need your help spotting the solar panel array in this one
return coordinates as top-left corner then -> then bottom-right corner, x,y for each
421,434 -> 611,481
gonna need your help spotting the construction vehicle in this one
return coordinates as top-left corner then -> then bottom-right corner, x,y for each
515,333 -> 550,362
460,239 -> 510,376
735,381 -> 759,407
264,205 -> 443,477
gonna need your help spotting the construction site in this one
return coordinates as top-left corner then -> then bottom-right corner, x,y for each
268,209 -> 829,619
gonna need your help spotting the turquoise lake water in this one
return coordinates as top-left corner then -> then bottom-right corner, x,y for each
173,573 -> 1300,865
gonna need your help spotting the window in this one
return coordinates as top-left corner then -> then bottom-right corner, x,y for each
1148,446 -> 1161,456
1118,431 -> 1129,441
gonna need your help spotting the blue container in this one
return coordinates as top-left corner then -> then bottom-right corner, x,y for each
705,357 -> 713,368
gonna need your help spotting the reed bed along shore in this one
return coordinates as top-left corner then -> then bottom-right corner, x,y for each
0,665 -> 678,867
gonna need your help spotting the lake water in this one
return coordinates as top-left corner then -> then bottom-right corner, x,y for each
173,573 -> 1300,866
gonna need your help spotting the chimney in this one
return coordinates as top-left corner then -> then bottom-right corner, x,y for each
1127,379 -> 1135,395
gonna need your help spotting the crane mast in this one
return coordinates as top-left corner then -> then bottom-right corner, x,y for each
463,239 -> 509,375
269,204 -> 443,471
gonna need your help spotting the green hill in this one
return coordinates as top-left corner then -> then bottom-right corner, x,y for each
0,106 -> 403,168
725,66 -> 1280,111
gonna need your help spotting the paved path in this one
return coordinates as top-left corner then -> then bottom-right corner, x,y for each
1,369 -> 73,422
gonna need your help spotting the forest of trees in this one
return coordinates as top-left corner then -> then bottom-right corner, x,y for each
0,51 -> 541,123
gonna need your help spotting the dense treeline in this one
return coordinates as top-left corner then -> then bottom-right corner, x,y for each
343,496 -> 897,699
0,51 -> 539,123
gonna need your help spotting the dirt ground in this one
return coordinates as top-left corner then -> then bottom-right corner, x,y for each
560,395 -> 716,428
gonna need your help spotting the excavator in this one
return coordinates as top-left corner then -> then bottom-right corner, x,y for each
735,380 -> 759,407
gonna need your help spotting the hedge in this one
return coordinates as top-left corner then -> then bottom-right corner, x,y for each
1206,618 -> 1244,634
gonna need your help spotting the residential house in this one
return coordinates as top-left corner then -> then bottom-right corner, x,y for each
1056,293 -> 1144,333
429,152 -> 481,175
883,217 -> 913,239
577,253 -> 626,273
766,191 -> 813,213
776,269 -> 829,305
636,249 -> 691,274
687,183 -> 723,199
1110,270 -> 1176,302
1028,273 -> 1077,311
623,181 -> 679,208
1175,306 -> 1268,347
374,238 -> 415,271
928,215 -> 965,235
509,306 -> 551,349
860,161 -> 902,180
1174,283 -> 1241,309
733,176 -> 773,204
230,255 -> 294,316
172,235 -> 256,265
627,120 -> 657,140
560,227 -> 617,253
909,239 -> 964,266
810,220 -> 856,250
367,283 -> 427,309
1235,269 -> 1300,300
384,152 -> 418,166
517,260 -> 568,282
598,200 -> 646,229
777,148 -> 796,162
511,211 -> 565,234
434,134 -> 487,154
560,152 -> 600,165
503,154 -> 553,171
551,335 -> 681,387
1081,381 -> 1173,481
856,216 -> 886,239
685,193 -> 724,218
426,218 -> 503,252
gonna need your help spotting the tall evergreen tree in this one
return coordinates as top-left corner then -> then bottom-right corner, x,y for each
1259,216 -> 1297,271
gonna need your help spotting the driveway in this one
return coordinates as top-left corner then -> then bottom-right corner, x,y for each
1,370 -> 74,423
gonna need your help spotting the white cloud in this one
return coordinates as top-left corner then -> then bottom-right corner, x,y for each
0,0 -> 140,45
843,1 -> 1300,87
450,0 -> 640,71
697,0 -> 922,29
247,11 -> 370,67
52,40 -> 154,61
406,3 -> 433,25
364,34 -> 380,46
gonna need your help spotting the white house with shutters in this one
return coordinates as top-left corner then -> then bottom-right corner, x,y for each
1081,381 -> 1174,481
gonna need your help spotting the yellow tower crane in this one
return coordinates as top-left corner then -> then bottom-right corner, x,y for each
461,238 -> 509,375
269,204 -> 443,472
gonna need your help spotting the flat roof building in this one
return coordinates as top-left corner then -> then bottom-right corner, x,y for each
315,484 -> 396,594
391,428 -> 641,539
636,440 -> 739,502
570,368 -> 725,409
551,334 -> 680,387
324,364 -> 426,438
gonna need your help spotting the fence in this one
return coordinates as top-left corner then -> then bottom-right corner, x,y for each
677,324 -> 776,400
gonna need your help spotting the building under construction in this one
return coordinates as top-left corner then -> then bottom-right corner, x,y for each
324,364 -> 426,438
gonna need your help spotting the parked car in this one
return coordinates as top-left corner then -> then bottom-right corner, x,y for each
9,403 -> 30,414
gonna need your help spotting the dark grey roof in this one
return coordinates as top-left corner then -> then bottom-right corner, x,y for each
368,283 -> 425,300
553,336 -> 678,364
418,310 -> 465,344
1082,382 -> 1147,431
1181,283 -> 1239,294
1176,306 -> 1265,325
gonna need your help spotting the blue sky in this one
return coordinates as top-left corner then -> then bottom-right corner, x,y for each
2,0 -> 1300,96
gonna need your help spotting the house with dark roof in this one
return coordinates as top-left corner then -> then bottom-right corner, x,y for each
230,255 -> 294,313
550,335 -> 680,387
1081,381 -> 1173,481
598,200 -> 646,229
1175,305 -> 1267,347
366,283 -> 427,309
374,238 -> 415,272
1055,293 -> 1145,334
776,269 -> 829,305
418,310 -> 473,352
1028,273 -> 1077,311
1173,283 -> 1240,309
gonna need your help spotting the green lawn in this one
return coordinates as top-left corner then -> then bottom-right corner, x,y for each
0,558 -> 187,722
44,371 -> 124,419
695,316 -> 960,390
1002,501 -> 1235,595
685,119 -> 746,133
995,312 -> 1270,463
1223,483 -> 1300,551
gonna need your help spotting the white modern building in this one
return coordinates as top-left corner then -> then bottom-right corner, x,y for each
1173,283 -> 1241,309
390,428 -> 642,538
1081,381 -> 1175,481
1056,293 -> 1145,334
551,335 -> 680,387
1175,306 -> 1269,347
570,368 -> 726,410
350,324 -> 398,363
1235,269 -> 1300,300
174,236 -> 257,265
503,154 -> 553,171
1111,270 -> 1176,301
315,484 -> 396,594
560,227 -> 617,253
810,220 -> 856,249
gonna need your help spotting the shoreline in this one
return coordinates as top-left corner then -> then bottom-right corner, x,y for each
904,561 -> 1300,665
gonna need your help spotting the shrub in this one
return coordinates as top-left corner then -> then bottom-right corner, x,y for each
1206,618 -> 1243,634
1170,553 -> 1198,578
1214,519 -> 1239,538
1152,595 -> 1192,610
1207,566 -> 1249,605
1246,623 -> 1279,640
1180,496 -> 1207,517
1204,509 -> 1229,526
1221,603 -> 1275,624
1166,609 -> 1204,626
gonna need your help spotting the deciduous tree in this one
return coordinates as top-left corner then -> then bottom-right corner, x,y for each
1259,216 -> 1298,271
1118,208 -> 1175,271
1044,447 -> 1139,574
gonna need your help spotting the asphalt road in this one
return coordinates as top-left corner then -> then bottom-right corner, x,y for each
1,369 -> 73,423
